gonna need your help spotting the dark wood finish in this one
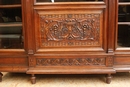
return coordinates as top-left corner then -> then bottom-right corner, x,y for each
0,0 -> 130,84
0,72 -> 3,82
31,74 -> 36,84
106,74 -> 112,84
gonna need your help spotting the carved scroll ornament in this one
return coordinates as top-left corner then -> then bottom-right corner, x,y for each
40,14 -> 100,47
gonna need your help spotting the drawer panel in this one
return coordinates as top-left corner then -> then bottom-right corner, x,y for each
114,57 -> 130,65
0,57 -> 28,66
36,58 -> 106,66
29,56 -> 113,67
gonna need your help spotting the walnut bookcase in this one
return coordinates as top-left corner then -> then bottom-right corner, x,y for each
0,0 -> 130,84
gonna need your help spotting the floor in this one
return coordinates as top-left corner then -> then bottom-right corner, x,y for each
0,72 -> 130,87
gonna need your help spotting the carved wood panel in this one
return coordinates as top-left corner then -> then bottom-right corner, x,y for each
36,58 -> 105,66
106,56 -> 113,67
29,57 -> 36,67
40,13 -> 101,47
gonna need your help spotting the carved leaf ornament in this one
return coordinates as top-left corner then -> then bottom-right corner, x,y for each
40,14 -> 100,47
36,58 -> 105,66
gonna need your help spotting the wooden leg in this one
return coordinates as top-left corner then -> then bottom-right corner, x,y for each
0,72 -> 3,82
106,74 -> 112,84
31,74 -> 36,84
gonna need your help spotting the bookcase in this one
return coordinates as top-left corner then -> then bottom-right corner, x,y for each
0,0 -> 130,84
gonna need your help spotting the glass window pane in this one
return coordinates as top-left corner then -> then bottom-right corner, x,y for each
37,0 -> 103,2
118,5 -> 130,22
117,25 -> 130,47
0,26 -> 23,49
0,7 -> 23,49
0,8 -> 22,22
0,0 -> 21,5
119,0 -> 130,2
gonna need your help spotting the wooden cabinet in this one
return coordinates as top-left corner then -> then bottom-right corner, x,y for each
0,0 -> 130,84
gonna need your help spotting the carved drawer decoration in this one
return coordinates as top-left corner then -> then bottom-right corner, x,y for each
36,58 -> 105,66
40,14 -> 101,47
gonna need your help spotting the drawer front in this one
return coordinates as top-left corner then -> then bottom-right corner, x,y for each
0,57 -> 28,72
29,56 -> 113,67
36,58 -> 106,66
0,57 -> 28,66
114,57 -> 130,65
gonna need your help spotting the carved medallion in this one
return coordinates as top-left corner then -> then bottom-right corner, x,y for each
40,14 -> 100,47
36,58 -> 105,66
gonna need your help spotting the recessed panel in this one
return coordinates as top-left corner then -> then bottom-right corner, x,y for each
36,57 -> 106,66
37,12 -> 103,48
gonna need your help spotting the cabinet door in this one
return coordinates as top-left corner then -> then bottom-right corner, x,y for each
33,0 -> 108,53
0,0 -> 24,49
116,0 -> 130,51
0,0 -> 28,72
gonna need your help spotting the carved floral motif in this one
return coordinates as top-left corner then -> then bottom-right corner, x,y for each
29,57 -> 35,67
40,14 -> 100,47
107,56 -> 113,67
36,58 -> 105,66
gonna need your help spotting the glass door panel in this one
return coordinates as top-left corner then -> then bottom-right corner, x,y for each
0,0 -> 23,49
0,0 -> 21,5
118,25 -> 130,47
118,5 -> 130,22
117,0 -> 130,48
119,0 -> 130,2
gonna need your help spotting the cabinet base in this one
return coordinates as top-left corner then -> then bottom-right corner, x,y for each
27,67 -> 115,84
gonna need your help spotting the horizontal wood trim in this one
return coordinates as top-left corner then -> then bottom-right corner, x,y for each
119,3 -> 130,5
34,4 -> 106,10
27,67 -> 115,74
0,22 -> 22,27
0,4 -> 21,8
114,65 -> 130,72
115,48 -> 130,54
0,49 -> 26,55
0,66 -> 28,72
118,22 -> 130,25
34,2 -> 105,5
37,48 -> 105,52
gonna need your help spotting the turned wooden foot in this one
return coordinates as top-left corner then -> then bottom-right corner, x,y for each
106,74 -> 112,84
0,72 -> 3,82
31,74 -> 36,84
